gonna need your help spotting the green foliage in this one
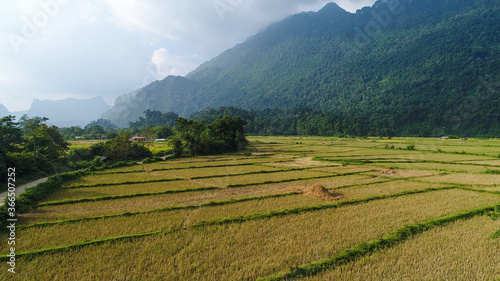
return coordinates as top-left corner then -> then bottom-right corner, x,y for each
59,126 -> 85,140
484,170 -> 500,175
0,115 -> 69,183
172,116 -> 247,156
18,115 -> 49,135
0,116 -> 23,183
26,124 -> 69,161
85,119 -> 117,130
108,0 -> 500,137
129,110 -> 178,130
90,131 -> 152,161
491,206 -> 500,239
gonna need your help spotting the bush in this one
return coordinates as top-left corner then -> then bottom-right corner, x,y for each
89,131 -> 153,161
407,144 -> 416,150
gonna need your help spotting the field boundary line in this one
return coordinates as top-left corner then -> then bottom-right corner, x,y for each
93,162 -> 257,175
316,157 -> 499,167
39,171 -> 374,207
455,187 -> 500,195
63,168 -> 309,189
19,193 -> 299,230
257,206 -> 496,281
37,187 -> 219,207
226,171 -> 377,188
1,187 -> 455,259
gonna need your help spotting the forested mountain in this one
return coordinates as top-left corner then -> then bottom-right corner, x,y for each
104,0 -> 500,136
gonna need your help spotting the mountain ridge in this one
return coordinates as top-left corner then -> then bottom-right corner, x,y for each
103,0 -> 500,136
12,96 -> 112,127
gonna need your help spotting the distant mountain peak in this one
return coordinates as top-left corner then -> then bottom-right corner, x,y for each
104,0 -> 500,136
317,2 -> 348,14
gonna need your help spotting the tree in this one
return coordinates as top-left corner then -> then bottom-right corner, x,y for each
18,115 -> 48,135
90,130 -> 152,161
0,116 -> 23,154
129,110 -> 179,129
85,119 -> 117,130
206,116 -> 247,152
171,116 -> 247,156
0,116 -> 23,183
141,126 -> 157,148
59,126 -> 86,140
25,124 -> 69,162
86,125 -> 105,140
173,118 -> 206,156
156,126 -> 173,139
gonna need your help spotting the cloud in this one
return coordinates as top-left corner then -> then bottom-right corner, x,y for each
0,0 -> 377,112
151,48 -> 200,78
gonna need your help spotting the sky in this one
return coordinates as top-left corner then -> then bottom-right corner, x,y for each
0,0 -> 376,112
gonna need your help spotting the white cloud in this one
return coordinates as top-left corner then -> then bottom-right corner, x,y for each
80,4 -> 100,24
0,0 -> 378,113
151,48 -> 200,78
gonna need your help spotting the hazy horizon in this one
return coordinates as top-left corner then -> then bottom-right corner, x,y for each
0,0 -> 375,112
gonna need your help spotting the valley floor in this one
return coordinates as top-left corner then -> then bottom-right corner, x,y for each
1,136 -> 499,280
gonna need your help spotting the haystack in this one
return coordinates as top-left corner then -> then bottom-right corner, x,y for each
297,185 -> 343,200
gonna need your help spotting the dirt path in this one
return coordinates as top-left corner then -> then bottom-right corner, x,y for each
0,177 -> 49,206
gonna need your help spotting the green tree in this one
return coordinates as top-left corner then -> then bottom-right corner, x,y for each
25,124 -> 69,162
0,116 -> 23,183
86,125 -> 105,140
173,118 -> 206,156
18,115 -> 49,135
90,130 -> 152,161
141,126 -> 157,148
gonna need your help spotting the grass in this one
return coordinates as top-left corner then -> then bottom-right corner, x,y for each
3,189 -> 498,280
421,174 -> 500,185
372,162 -> 500,173
3,136 -> 500,280
62,164 -> 281,187
10,186 -> 464,254
301,215 -> 499,281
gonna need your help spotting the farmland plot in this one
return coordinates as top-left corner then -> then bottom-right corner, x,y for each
2,136 -> 499,280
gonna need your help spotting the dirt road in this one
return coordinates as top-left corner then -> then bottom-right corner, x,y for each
0,177 -> 49,206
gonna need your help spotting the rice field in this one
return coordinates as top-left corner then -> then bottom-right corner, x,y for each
305,215 -> 499,281
2,136 -> 499,280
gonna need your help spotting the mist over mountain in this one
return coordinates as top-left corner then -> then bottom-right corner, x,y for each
12,97 -> 112,128
104,0 -> 500,136
0,104 -> 9,117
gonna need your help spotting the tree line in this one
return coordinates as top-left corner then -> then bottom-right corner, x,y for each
1,113 -> 248,184
0,116 -> 69,183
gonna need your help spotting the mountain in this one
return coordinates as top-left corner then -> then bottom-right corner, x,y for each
12,97 -> 112,127
0,104 -> 9,117
104,0 -> 500,136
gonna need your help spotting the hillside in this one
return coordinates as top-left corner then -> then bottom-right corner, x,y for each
13,97 -> 112,127
103,0 -> 500,136
0,104 -> 9,117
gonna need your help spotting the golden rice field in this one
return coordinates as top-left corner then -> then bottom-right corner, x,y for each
2,136 -> 499,280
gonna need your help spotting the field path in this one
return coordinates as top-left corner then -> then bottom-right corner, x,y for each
0,177 -> 49,206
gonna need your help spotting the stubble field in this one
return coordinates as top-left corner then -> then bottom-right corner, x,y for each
2,136 -> 499,280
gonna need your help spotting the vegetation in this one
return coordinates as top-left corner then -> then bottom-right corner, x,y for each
89,131 -> 152,161
0,115 -> 69,184
302,216 -> 499,280
1,136 -> 499,280
171,116 -> 247,156
104,0 -> 500,137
